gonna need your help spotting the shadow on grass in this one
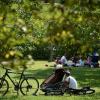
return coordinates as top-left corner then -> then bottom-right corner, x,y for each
6,67 -> 100,89
24,67 -> 100,89
71,68 -> 100,88
13,68 -> 53,79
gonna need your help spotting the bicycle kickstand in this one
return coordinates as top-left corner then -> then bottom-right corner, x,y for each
17,90 -> 19,96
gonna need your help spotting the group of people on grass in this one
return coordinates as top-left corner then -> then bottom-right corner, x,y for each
55,51 -> 99,68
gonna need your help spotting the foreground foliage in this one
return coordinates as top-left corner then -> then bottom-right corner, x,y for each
0,0 -> 100,60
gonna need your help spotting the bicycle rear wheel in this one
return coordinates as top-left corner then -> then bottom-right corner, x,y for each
78,89 -> 95,95
0,78 -> 9,96
84,89 -> 95,94
20,77 -> 39,95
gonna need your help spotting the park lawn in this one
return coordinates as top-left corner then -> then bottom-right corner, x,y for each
0,61 -> 100,100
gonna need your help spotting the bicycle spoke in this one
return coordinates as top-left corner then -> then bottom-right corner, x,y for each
0,78 -> 9,96
20,77 -> 39,95
85,89 -> 95,94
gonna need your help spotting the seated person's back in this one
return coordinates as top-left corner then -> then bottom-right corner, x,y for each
43,64 -> 64,84
65,76 -> 77,89
60,56 -> 67,65
63,71 -> 78,89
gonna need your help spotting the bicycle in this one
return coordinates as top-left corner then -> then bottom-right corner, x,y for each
65,86 -> 95,95
0,63 -> 39,96
41,81 -> 95,96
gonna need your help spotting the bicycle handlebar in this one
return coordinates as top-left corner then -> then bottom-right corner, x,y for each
0,63 -> 11,71
0,62 -> 26,74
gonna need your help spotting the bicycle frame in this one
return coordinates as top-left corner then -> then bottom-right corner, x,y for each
1,67 -> 26,90
0,63 -> 39,96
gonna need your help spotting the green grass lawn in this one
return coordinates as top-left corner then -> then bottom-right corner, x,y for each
0,61 -> 100,100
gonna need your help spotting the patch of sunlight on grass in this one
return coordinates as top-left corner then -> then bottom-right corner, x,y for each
28,60 -> 55,70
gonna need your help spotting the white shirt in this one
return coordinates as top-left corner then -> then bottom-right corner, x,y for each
60,56 -> 67,65
64,76 -> 78,89
67,60 -> 75,66
95,53 -> 99,56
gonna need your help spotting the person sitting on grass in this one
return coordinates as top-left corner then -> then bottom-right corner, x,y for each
76,57 -> 84,67
40,63 -> 65,91
84,54 -> 92,67
54,56 -> 61,67
60,54 -> 68,66
91,51 -> 99,67
62,70 -> 78,90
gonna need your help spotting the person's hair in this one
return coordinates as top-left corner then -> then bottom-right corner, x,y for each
65,70 -> 70,76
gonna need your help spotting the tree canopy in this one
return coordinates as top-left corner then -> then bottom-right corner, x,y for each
0,0 -> 100,60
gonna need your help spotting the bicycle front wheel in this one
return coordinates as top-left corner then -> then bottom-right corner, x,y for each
0,78 -> 9,96
20,77 -> 39,95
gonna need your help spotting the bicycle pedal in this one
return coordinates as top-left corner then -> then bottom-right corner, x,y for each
32,94 -> 37,96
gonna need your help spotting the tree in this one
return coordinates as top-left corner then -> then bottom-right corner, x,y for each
0,0 -> 99,61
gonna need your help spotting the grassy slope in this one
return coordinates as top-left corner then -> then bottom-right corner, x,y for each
0,61 -> 100,100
